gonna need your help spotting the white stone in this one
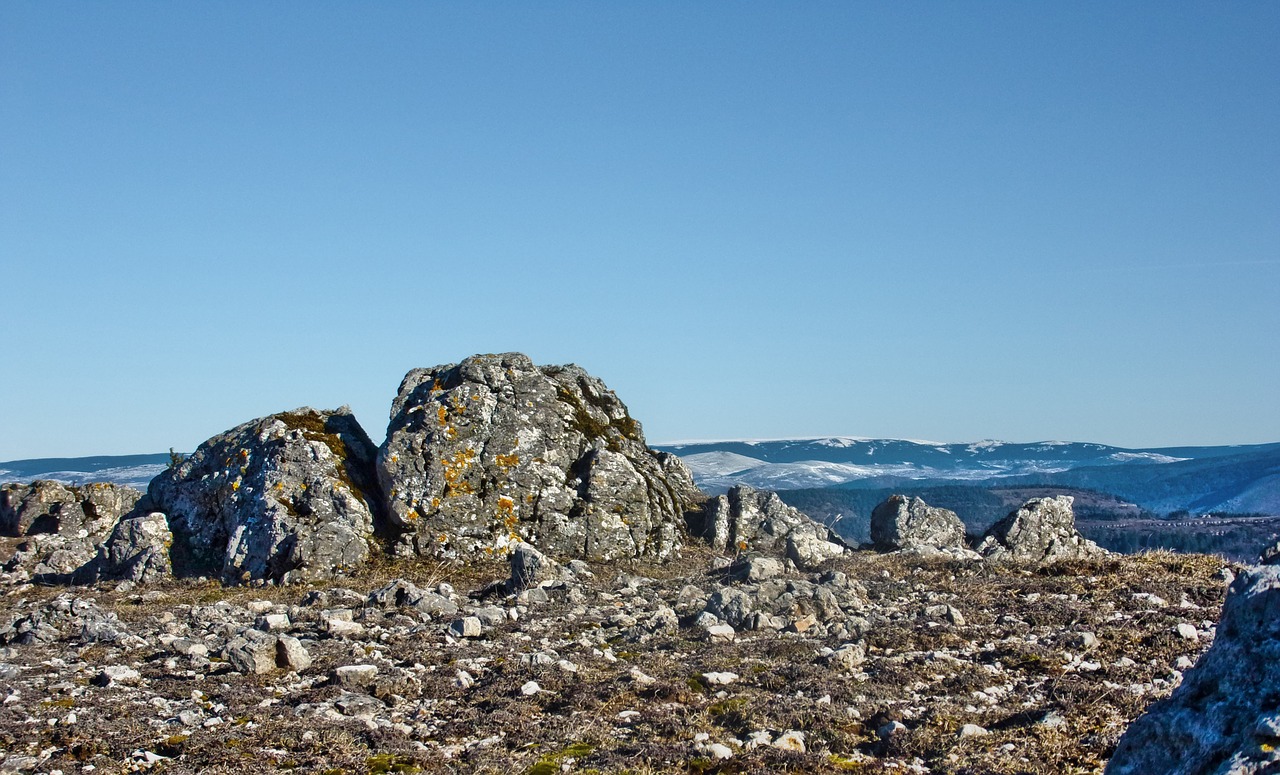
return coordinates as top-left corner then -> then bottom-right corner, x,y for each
960,724 -> 989,738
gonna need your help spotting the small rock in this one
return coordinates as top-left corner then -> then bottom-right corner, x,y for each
325,619 -> 364,638
520,681 -> 541,696
275,636 -> 311,672
333,664 -> 379,689
92,665 -> 141,687
449,617 -> 482,638
702,672 -> 739,686
705,742 -> 734,760
790,614 -> 818,633
255,613 -> 290,632
1176,623 -> 1199,641
960,723 -> 989,738
706,624 -> 736,642
772,730 -> 806,753
878,720 -> 908,740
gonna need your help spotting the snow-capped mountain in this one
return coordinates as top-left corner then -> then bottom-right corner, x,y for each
0,454 -> 171,491
654,437 -> 1277,494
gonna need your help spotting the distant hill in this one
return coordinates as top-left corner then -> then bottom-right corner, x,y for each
0,453 -> 172,491
656,437 -> 1280,516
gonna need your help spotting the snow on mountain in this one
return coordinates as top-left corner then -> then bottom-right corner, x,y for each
655,437 -> 1271,495
1108,452 -> 1189,464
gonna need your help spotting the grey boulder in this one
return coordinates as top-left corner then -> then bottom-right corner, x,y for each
870,495 -> 968,553
976,496 -> 1105,562
696,485 -> 847,569
146,406 -> 385,582
377,353 -> 703,562
90,512 -> 174,584
1107,565 -> 1280,775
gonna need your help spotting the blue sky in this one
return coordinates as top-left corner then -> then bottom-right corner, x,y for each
2,3 -> 1277,458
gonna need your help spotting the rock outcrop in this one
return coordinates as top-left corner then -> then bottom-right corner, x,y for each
696,485 -> 847,569
146,406 -> 384,582
89,511 -> 174,584
377,353 -> 703,562
0,481 -> 141,581
1107,565 -> 1280,775
976,495 -> 1105,562
870,495 -> 968,553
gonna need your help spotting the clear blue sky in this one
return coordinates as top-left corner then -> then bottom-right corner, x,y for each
2,3 -> 1277,459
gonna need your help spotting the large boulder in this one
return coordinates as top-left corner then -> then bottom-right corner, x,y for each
696,485 -> 847,569
870,495 -> 968,553
146,406 -> 384,582
976,495 -> 1105,562
0,481 -> 141,581
1107,565 -> 1280,775
88,512 -> 174,584
377,353 -> 703,562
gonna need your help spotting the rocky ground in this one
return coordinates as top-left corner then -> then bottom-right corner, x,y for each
0,546 -> 1231,774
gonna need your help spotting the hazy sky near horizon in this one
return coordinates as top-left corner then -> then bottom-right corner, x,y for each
2,3 -> 1278,459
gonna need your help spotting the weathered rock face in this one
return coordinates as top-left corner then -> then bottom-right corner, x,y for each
0,481 -> 141,580
92,512 -> 174,584
975,496 -> 1105,562
1107,565 -> 1280,775
377,353 -> 704,562
695,485 -> 847,570
870,495 -> 968,553
147,406 -> 384,582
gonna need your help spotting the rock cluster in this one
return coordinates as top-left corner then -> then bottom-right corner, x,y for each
697,485 -> 848,569
145,406 -> 384,582
377,353 -> 703,562
975,495 -> 1105,562
869,494 -> 968,554
0,481 -> 141,581
1107,564 -> 1280,774
863,492 -> 1104,564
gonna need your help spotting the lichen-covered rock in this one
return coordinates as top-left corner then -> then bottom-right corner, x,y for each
0,481 -> 141,580
377,353 -> 703,562
1107,565 -> 1280,775
870,495 -> 968,553
696,485 -> 847,569
90,512 -> 174,584
146,406 -> 384,582
976,495 -> 1105,562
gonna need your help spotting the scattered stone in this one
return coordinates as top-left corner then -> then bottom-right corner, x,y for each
702,671 -> 739,686
1176,623 -> 1199,641
960,723 -> 990,738
520,680 -> 541,696
772,730 -> 806,753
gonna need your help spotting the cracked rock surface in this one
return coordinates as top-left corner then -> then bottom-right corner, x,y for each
146,406 -> 385,582
377,353 -> 703,562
